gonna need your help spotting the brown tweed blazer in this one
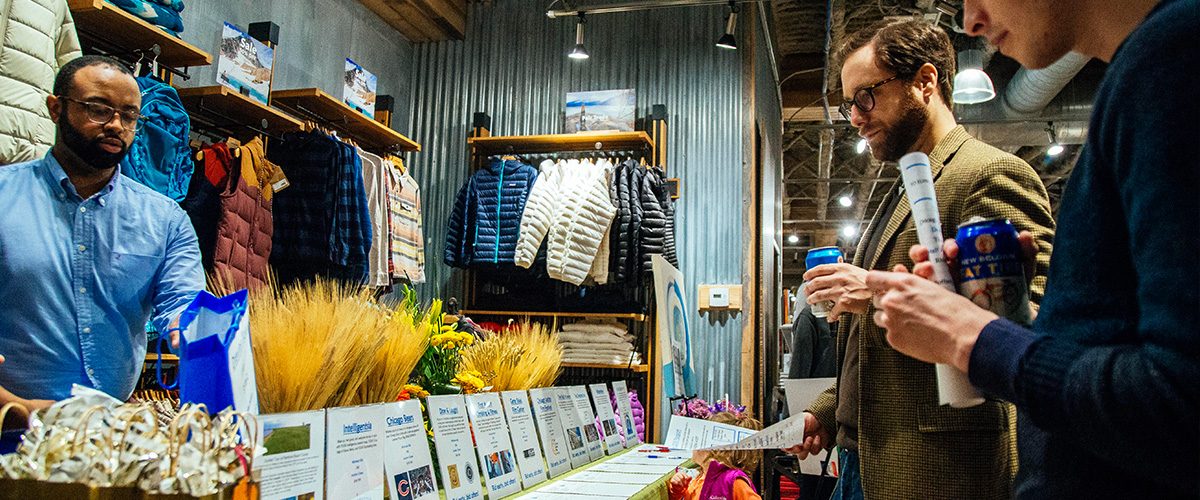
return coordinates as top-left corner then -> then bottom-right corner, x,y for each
807,126 -> 1055,500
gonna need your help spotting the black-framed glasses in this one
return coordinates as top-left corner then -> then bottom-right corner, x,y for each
57,96 -> 141,130
838,75 -> 901,121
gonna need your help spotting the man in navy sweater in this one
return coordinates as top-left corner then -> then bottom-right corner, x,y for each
863,0 -> 1198,497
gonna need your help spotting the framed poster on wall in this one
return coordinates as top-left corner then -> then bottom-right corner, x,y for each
564,89 -> 635,132
343,58 -> 378,118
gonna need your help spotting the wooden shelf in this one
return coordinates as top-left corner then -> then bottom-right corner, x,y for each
179,86 -> 303,133
146,353 -> 179,362
461,309 -> 648,322
271,88 -> 421,152
468,131 -> 654,155
68,0 -> 212,68
562,362 -> 649,373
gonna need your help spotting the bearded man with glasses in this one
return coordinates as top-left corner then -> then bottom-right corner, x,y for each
783,19 -> 1056,500
0,56 -> 203,417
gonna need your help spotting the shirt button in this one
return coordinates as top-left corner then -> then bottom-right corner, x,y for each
87,368 -> 95,377
79,287 -> 86,294
79,206 -> 86,213
83,327 -> 91,334
78,245 -> 87,253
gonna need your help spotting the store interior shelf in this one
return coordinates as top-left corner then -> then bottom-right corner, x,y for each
145,353 -> 179,362
178,86 -> 303,133
468,131 -> 654,155
461,309 -> 648,322
562,362 -> 650,372
271,88 -> 421,152
68,0 -> 212,68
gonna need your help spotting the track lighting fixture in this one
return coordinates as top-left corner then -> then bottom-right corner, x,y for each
716,1 -> 737,50
1046,122 -> 1064,157
568,13 -> 589,60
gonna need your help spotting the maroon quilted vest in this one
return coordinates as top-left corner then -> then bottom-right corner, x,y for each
213,140 -> 273,290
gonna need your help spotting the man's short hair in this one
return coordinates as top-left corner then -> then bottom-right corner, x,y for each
838,18 -> 956,108
52,55 -> 134,98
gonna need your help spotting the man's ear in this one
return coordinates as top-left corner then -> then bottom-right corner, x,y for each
47,95 -> 62,126
917,62 -> 939,99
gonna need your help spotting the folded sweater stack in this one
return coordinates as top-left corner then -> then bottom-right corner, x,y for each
558,320 -> 641,365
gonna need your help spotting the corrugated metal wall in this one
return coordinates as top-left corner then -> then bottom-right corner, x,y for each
404,0 -> 748,423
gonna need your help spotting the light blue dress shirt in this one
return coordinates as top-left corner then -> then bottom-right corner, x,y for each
0,152 -> 204,401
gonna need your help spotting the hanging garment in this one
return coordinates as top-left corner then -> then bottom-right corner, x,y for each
0,0 -> 80,165
546,159 -> 617,286
386,161 -> 426,283
211,137 -> 273,290
514,159 -> 563,268
120,76 -> 193,202
608,160 -> 645,284
585,161 -> 616,284
182,142 -> 234,272
359,150 -> 392,287
268,131 -> 372,284
444,157 -> 538,268
639,166 -> 672,274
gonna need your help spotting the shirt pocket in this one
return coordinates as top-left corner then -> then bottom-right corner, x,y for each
105,250 -> 162,309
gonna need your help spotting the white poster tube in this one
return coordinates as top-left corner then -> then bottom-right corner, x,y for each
898,152 -> 985,408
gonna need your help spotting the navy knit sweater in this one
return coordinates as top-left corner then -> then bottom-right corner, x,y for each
969,1 -> 1199,497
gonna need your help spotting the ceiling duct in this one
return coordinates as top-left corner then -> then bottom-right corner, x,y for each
1002,52 -> 1091,117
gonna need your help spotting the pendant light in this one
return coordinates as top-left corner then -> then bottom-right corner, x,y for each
716,1 -> 737,50
568,13 -> 589,60
953,47 -> 996,104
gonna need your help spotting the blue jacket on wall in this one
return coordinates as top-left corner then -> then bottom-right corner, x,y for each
445,158 -> 538,268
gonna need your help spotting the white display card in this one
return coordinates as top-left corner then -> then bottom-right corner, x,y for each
528,388 -> 575,476
587,384 -> 624,453
551,387 -> 592,467
256,410 -> 326,500
610,381 -> 640,446
567,386 -> 604,461
382,401 -> 439,500
702,411 -> 807,451
537,479 -> 648,497
664,415 -> 755,450
464,392 -> 523,499
325,404 -> 387,499
499,390 -> 549,487
426,395 -> 485,500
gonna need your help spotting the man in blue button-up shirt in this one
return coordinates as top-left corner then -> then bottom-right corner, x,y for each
0,56 -> 203,409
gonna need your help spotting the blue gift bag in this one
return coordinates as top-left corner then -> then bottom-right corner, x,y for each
159,289 -> 259,414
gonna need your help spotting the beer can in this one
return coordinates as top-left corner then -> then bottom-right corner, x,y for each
805,246 -> 844,318
956,217 -> 1032,325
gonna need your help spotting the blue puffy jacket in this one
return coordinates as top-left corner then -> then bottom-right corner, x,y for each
445,158 -> 538,267
120,76 -> 192,202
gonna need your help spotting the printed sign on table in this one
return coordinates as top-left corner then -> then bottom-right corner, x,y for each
528,388 -> 575,477
465,392 -> 523,499
664,415 -> 756,451
568,386 -> 604,460
551,387 -> 592,467
588,384 -> 624,453
500,390 -> 549,487
326,404 -> 387,499
255,410 -> 326,500
383,401 -> 438,500
610,381 -> 640,446
427,395 -> 485,500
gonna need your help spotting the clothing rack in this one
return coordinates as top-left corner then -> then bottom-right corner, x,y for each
462,109 -> 670,441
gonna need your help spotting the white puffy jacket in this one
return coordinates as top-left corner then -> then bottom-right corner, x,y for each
546,159 -> 616,285
514,159 -> 563,268
0,0 -> 81,165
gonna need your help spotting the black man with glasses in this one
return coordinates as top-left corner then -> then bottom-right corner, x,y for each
0,56 -> 203,417
782,19 -> 1056,500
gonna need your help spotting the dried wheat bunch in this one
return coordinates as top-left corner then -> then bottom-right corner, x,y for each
460,321 -> 562,391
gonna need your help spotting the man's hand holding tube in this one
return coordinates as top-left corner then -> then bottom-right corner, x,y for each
866,231 -> 1041,374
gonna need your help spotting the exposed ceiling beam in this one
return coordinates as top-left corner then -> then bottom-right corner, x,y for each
816,129 -> 834,222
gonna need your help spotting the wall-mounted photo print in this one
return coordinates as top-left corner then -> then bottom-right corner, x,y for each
565,89 -> 636,132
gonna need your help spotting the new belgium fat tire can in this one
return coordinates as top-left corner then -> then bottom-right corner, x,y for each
956,217 -> 1032,325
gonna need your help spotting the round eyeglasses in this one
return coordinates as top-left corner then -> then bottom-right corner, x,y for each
58,96 -> 141,130
838,75 -> 901,121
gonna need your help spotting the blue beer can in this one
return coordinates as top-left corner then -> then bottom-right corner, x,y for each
805,246 -> 843,318
956,217 -> 1032,325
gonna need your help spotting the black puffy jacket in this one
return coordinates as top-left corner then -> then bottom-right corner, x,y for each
639,166 -> 677,273
609,160 -> 644,283
445,158 -> 538,268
